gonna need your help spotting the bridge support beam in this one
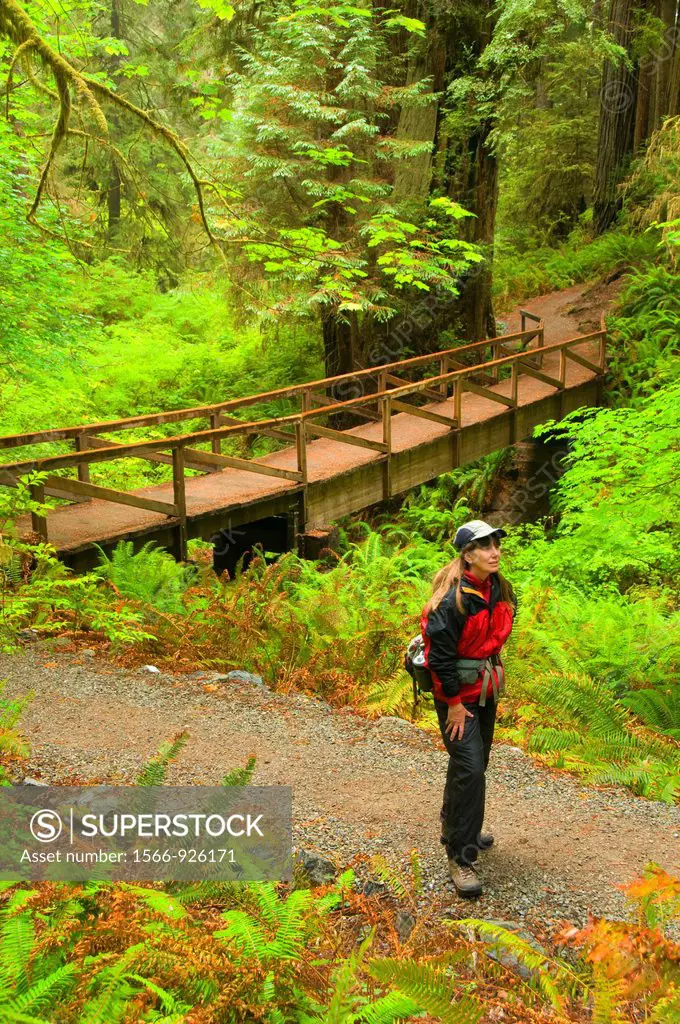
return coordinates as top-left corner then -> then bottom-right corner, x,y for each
298,526 -> 340,561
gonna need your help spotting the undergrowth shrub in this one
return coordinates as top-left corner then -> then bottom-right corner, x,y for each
605,263 -> 680,400
0,861 -> 677,1023
96,541 -> 193,615
494,226 -> 660,308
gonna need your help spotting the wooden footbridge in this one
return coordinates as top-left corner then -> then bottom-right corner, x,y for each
0,313 -> 607,571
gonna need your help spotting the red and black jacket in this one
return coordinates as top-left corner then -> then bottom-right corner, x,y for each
420,571 -> 516,706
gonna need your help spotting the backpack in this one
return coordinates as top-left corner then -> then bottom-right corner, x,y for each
404,634 -> 434,695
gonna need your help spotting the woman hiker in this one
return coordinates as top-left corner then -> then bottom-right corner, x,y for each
421,519 -> 517,898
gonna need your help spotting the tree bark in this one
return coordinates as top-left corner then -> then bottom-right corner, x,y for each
451,120 -> 498,341
651,0 -> 677,128
593,0 -> 637,234
392,5 -> 445,208
107,0 -> 122,234
669,21 -> 680,115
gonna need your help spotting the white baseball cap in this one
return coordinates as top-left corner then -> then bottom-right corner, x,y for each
453,519 -> 507,552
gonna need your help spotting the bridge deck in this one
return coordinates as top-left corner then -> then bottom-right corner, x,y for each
14,331 -> 603,560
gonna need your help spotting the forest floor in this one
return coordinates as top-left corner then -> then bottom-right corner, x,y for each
5,276 -> 672,947
2,645 -> 678,946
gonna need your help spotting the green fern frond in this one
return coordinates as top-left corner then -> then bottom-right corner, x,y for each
0,910 -> 35,995
455,918 -> 584,1009
528,727 -> 583,753
120,973 -> 179,1013
368,958 -> 482,1024
120,885 -> 187,920
368,856 -> 409,901
621,688 -> 680,734
135,731 -> 189,786
221,755 -> 257,787
364,673 -> 412,714
649,987 -> 680,1022
214,910 -> 268,962
591,965 -> 627,1024
251,882 -> 287,926
0,1012 -> 55,1024
79,943 -> 146,1024
324,928 -> 375,1024
409,849 -> 423,898
173,880 -> 241,905
12,964 -> 79,1015
357,990 -> 421,1024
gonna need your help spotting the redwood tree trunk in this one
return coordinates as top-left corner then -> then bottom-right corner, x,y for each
452,121 -> 498,341
593,0 -> 637,234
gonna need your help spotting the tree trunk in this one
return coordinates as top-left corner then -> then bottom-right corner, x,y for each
633,0 -> 657,151
322,312 -> 355,380
392,5 -> 445,208
634,60 -> 652,151
453,121 -> 498,341
651,0 -> 677,127
593,0 -> 636,234
669,23 -> 680,115
107,0 -> 122,235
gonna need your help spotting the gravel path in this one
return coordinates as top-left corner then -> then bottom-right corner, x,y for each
2,645 -> 679,941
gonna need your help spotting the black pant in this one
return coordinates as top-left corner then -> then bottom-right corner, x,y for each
435,698 -> 496,865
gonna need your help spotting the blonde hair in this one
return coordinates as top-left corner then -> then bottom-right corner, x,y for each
423,543 -> 514,617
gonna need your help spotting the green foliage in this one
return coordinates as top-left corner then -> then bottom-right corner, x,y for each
222,0 -> 483,329
494,226 -> 659,307
517,379 -> 680,589
0,680 -> 31,781
221,755 -> 257,787
96,541 -> 193,615
605,263 -> 680,400
135,732 -> 190,786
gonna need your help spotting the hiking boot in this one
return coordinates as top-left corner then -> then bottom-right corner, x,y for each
477,831 -> 494,850
447,858 -> 483,897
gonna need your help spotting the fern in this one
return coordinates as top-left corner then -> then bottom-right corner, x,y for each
454,919 -> 584,1011
621,688 -> 680,738
79,943 -> 147,1024
591,966 -> 627,1024
119,885 -> 187,920
135,731 -> 189,786
221,755 -> 257,787
364,673 -> 413,716
368,959 -> 482,1024
96,540 -> 192,613
215,885 -> 312,964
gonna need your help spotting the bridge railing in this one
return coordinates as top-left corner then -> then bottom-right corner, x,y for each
1,325 -> 607,550
0,323 -> 544,456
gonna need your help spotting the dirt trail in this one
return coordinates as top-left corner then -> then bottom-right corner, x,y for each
2,647 -> 678,940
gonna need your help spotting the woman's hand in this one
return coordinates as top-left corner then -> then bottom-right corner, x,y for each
445,703 -> 474,741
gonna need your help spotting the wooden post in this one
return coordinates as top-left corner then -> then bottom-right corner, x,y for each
439,356 -> 448,397
453,379 -> 462,426
210,413 -> 221,455
490,344 -> 499,383
510,363 -> 519,406
301,390 -> 311,414
74,435 -> 90,484
599,329 -> 607,370
537,323 -> 545,369
171,445 -> 187,561
30,482 -> 47,541
559,348 -> 567,419
295,420 -> 307,485
287,495 -> 305,553
381,397 -> 392,500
